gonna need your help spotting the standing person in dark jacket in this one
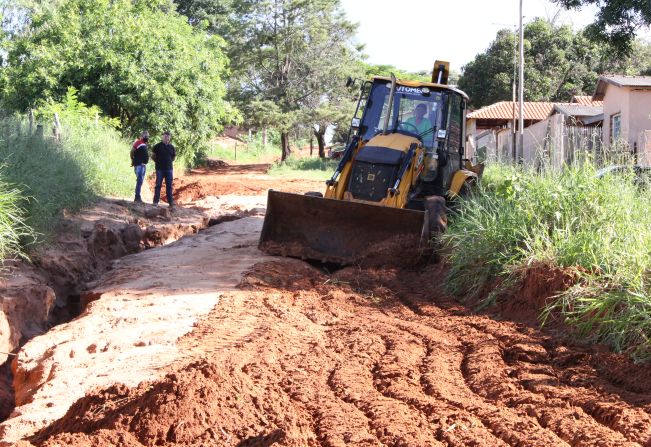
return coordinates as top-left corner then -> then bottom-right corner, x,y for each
131,130 -> 149,159
131,134 -> 149,203
152,131 -> 176,208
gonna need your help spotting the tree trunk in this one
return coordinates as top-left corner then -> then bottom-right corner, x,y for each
281,131 -> 291,161
262,128 -> 268,146
310,136 -> 314,156
315,128 -> 326,158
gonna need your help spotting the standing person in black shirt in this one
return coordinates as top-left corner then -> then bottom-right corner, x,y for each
152,131 -> 176,208
131,134 -> 149,203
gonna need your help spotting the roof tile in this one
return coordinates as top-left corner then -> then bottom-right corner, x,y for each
571,95 -> 603,106
467,101 -> 562,121
600,75 -> 651,88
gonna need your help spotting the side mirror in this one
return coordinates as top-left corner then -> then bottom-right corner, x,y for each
345,76 -> 355,88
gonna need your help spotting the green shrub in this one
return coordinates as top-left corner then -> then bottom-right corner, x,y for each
443,162 -> 651,360
0,113 -> 132,238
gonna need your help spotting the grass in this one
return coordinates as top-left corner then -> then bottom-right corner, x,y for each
442,161 -> 651,361
205,137 -> 279,164
0,171 -> 35,260
0,116 -> 133,240
267,157 -> 338,180
206,143 -> 280,163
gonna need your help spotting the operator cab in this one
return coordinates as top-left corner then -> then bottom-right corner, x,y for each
348,77 -> 468,193
358,82 -> 446,149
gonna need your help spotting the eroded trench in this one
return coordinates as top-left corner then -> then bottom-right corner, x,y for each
0,201 -> 259,424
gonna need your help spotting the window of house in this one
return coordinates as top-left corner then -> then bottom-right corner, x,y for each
611,113 -> 621,142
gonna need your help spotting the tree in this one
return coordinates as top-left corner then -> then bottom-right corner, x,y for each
553,0 -> 651,53
305,97 -> 354,158
361,62 -> 431,83
457,28 -> 518,108
458,18 -> 651,108
212,0 -> 358,161
1,0 -> 236,159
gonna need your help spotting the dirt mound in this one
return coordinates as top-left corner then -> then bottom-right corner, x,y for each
24,258 -> 651,446
496,262 -> 577,326
31,360 -> 284,447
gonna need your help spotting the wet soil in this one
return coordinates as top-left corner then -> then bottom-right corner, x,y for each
21,260 -> 651,446
6,161 -> 651,446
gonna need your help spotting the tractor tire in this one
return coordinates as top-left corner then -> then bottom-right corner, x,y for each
424,195 -> 447,235
304,191 -> 324,198
458,180 -> 476,199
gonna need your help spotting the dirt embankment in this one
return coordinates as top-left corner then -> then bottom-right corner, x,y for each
3,162 -> 651,446
13,258 -> 651,447
0,200 -> 212,421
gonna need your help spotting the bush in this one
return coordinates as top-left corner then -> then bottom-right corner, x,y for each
443,161 -> 651,360
0,113 -> 133,238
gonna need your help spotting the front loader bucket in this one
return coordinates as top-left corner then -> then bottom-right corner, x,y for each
259,190 -> 429,266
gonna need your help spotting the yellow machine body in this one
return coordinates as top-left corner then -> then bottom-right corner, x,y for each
260,66 -> 482,265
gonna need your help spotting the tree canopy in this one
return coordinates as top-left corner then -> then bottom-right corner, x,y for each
458,18 -> 651,108
1,0 -> 236,158
214,0 -> 359,160
553,0 -> 651,53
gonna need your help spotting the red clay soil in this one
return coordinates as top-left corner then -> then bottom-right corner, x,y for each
152,161 -> 324,204
24,260 -> 651,447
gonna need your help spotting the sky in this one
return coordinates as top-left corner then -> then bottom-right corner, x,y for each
339,0 -> 650,73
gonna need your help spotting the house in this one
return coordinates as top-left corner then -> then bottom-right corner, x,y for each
592,75 -> 651,159
549,103 -> 603,125
466,101 -> 559,133
466,101 -> 566,162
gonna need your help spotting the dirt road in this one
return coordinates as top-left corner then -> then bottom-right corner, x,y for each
4,163 -> 651,446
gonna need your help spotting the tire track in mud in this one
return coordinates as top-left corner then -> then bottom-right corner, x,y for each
28,260 -> 651,446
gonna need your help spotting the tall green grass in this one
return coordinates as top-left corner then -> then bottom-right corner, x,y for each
0,116 -> 133,239
443,162 -> 651,360
0,171 -> 35,260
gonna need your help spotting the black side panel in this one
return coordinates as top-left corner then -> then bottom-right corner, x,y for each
348,162 -> 399,202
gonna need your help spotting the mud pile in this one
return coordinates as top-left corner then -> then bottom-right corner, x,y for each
17,259 -> 651,446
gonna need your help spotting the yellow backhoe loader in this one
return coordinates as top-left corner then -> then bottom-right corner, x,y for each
259,61 -> 483,265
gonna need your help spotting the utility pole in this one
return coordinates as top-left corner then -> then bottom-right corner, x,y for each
511,25 -> 517,163
492,22 -> 518,163
518,0 -> 524,163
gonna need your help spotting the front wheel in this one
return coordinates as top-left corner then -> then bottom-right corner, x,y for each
458,180 -> 476,199
424,195 -> 447,235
